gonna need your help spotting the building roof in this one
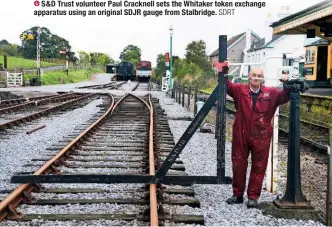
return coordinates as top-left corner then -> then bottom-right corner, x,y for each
270,0 -> 332,28
270,0 -> 332,42
304,38 -> 330,47
247,34 -> 284,52
209,32 -> 245,57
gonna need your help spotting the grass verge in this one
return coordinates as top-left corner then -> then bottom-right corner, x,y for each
0,55 -> 57,70
24,68 -> 104,85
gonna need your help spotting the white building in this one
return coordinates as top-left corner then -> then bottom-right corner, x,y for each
245,6 -> 307,87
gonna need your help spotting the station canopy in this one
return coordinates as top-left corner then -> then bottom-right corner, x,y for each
271,0 -> 332,41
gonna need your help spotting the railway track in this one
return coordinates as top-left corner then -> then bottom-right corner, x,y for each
0,93 -> 94,131
0,95 -> 57,109
134,83 -> 150,91
0,87 -> 203,225
77,81 -> 127,90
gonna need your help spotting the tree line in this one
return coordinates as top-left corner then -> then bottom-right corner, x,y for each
154,40 -> 216,87
0,26 -> 113,67
0,25 -> 215,85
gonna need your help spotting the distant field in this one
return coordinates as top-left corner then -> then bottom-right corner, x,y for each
0,56 -> 57,70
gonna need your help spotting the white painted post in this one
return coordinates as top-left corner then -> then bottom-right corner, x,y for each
266,107 -> 279,193
326,128 -> 332,226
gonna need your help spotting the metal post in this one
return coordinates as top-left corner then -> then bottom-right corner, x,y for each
182,86 -> 185,107
274,82 -> 312,209
217,35 -> 228,184
169,26 -> 173,90
188,86 -> 191,110
327,128 -> 332,226
66,48 -> 69,76
3,55 -> 7,70
215,79 -> 220,139
36,27 -> 41,86
174,83 -> 177,101
178,84 -> 181,104
194,86 -> 198,116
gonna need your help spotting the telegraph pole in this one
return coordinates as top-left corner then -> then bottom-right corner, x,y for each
36,27 -> 41,85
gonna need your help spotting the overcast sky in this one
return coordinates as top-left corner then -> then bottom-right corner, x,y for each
0,0 -> 323,66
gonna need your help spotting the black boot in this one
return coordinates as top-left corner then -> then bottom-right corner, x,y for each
226,195 -> 243,204
247,198 -> 258,208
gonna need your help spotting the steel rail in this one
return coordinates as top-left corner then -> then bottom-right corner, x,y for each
132,82 -> 140,91
148,94 -> 158,226
125,92 -> 158,226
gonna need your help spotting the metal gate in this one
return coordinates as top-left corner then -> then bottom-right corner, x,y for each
0,71 -> 6,88
6,72 -> 23,87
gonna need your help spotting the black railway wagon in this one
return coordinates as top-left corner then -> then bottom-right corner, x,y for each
106,64 -> 118,74
117,61 -> 135,81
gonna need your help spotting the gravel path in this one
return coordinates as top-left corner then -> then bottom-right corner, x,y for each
155,91 -> 324,226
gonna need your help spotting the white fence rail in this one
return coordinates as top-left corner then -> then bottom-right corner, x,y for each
6,72 -> 23,87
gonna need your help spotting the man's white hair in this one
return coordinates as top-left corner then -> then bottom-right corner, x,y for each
249,67 -> 264,77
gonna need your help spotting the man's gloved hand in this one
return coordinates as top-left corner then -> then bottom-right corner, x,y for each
222,65 -> 229,74
213,61 -> 229,74
280,74 -> 290,83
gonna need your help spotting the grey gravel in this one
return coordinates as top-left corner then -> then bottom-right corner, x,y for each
32,191 -> 144,200
71,155 -> 142,161
58,166 -> 140,173
3,219 -> 146,226
46,183 -> 146,190
163,205 -> 202,215
152,91 -> 194,118
17,203 -> 144,214
0,98 -> 103,191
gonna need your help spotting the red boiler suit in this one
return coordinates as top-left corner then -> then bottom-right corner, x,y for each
227,78 -> 290,200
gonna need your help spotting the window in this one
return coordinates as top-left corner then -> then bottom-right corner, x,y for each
305,49 -> 315,63
304,67 -> 313,75
283,58 -> 293,66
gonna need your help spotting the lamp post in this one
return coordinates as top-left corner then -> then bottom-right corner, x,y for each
169,25 -> 173,90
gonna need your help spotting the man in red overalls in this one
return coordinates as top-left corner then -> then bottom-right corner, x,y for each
224,66 -> 290,208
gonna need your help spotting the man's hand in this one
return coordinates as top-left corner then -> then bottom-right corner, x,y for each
214,61 -> 229,74
280,74 -> 290,83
